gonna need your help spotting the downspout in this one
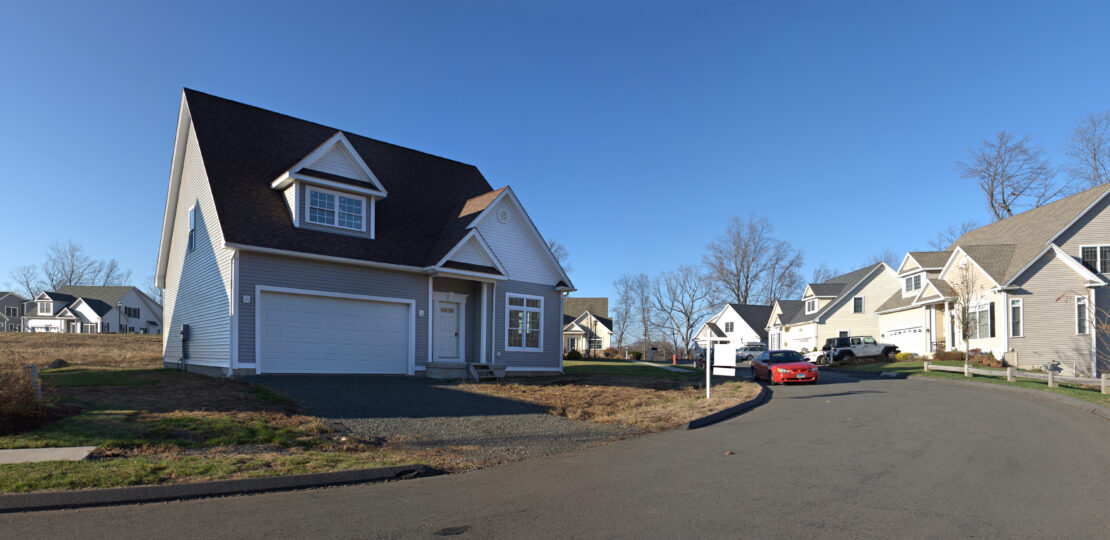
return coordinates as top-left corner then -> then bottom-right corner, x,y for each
1092,288 -> 1098,376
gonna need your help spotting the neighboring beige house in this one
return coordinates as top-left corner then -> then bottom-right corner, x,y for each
563,297 -> 612,355
880,184 -> 1110,376
766,263 -> 901,353
875,251 -> 953,355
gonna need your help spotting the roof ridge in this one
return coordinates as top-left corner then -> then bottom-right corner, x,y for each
183,88 -> 480,169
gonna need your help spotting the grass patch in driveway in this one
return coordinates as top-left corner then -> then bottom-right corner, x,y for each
837,361 -> 1110,408
460,374 -> 760,432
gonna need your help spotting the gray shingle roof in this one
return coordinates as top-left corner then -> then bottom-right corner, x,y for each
785,264 -> 885,324
949,183 -> 1110,283
771,300 -> 804,326
907,251 -> 952,269
728,304 -> 772,341
56,286 -> 137,307
807,283 -> 841,297
564,297 -> 608,318
876,292 -> 915,314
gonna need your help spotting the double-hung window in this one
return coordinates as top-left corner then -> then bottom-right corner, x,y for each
506,294 -> 542,351
4,307 -> 16,318
307,188 -> 364,231
37,301 -> 51,315
904,274 -> 922,293
1077,296 -> 1089,335
852,296 -> 865,313
1010,298 -> 1023,338
724,322 -> 734,332
805,299 -> 817,313
967,304 -> 990,340
1081,246 -> 1110,273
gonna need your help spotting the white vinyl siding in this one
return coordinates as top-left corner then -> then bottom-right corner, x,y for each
162,121 -> 234,368
310,144 -> 368,180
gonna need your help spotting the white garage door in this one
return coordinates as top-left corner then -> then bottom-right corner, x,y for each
885,326 -> 925,355
259,291 -> 410,374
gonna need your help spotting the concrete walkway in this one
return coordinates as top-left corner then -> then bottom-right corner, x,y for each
0,446 -> 96,465
630,360 -> 692,372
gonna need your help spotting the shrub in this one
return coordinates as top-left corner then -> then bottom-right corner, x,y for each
629,350 -> 643,360
895,352 -> 916,361
564,349 -> 583,360
601,348 -> 618,359
0,370 -> 46,434
932,350 -> 966,362
968,349 -> 1004,368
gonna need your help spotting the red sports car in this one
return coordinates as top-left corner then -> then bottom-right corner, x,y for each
751,350 -> 819,384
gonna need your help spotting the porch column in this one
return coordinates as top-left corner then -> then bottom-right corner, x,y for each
480,283 -> 488,364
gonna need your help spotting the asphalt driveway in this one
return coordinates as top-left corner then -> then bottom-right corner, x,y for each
243,375 -> 631,465
12,370 -> 1110,538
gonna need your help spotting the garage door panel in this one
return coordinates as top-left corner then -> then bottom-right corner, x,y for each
259,291 -> 409,374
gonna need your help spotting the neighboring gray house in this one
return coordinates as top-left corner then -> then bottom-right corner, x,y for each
155,89 -> 574,378
0,292 -> 26,332
19,287 -> 162,334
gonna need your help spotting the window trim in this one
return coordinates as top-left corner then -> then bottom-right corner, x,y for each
505,293 -> 544,352
1076,296 -> 1089,335
4,306 -> 16,318
852,296 -> 865,314
187,204 -> 197,253
1079,244 -> 1110,273
38,301 -> 51,316
305,186 -> 367,232
723,321 -> 734,333
968,302 -> 990,340
805,299 -> 817,314
1009,298 -> 1023,338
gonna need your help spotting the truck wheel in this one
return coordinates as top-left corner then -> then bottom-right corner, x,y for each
883,349 -> 897,361
838,351 -> 855,364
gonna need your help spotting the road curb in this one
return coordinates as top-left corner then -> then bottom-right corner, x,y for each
687,384 -> 771,430
912,376 -> 1110,421
0,463 -> 439,514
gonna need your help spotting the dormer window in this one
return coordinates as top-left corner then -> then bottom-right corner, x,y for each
904,274 -> 921,292
38,301 -> 51,315
307,188 -> 365,231
805,299 -> 817,313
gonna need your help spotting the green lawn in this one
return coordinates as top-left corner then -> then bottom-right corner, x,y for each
0,367 -> 427,493
563,359 -> 701,379
836,360 -> 1110,408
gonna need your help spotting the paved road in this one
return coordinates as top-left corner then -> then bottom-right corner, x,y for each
4,372 -> 1110,539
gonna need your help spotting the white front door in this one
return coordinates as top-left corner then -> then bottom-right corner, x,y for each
437,301 -> 460,359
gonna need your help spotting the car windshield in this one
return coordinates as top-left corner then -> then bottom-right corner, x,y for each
768,351 -> 805,363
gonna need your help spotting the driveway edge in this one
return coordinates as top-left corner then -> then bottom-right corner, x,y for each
0,463 -> 439,513
687,384 -> 770,430
825,368 -> 908,379
911,376 -> 1110,421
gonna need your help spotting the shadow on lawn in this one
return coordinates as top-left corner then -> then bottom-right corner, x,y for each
244,375 -> 551,420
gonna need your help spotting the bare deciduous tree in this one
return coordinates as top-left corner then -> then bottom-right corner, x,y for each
956,131 -> 1062,221
811,264 -> 839,284
928,220 -> 979,250
948,258 -> 987,367
1064,111 -> 1110,189
96,259 -> 132,287
651,265 -> 715,360
630,273 -> 654,359
861,248 -> 898,268
8,265 -> 42,299
547,239 -> 571,274
41,241 -> 102,290
703,215 -> 774,304
759,240 -> 804,305
611,274 -> 635,354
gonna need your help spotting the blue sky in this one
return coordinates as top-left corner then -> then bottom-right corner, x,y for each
2,1 -> 1109,301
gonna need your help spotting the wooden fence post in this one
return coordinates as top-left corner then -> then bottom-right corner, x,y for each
923,361 -> 930,373
1102,373 -> 1108,395
1048,370 -> 1057,388
1007,367 -> 1015,382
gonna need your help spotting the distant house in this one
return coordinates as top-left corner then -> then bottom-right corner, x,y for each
766,263 -> 900,352
563,312 -> 613,355
0,292 -> 27,332
563,297 -> 613,355
19,286 -> 162,334
694,303 -> 773,357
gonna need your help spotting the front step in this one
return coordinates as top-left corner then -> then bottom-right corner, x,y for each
468,363 -> 505,383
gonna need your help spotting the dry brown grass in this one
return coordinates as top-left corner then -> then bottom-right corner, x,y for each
461,375 -> 762,432
0,333 -> 162,370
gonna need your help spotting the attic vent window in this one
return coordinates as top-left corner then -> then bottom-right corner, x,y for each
307,188 -> 365,231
